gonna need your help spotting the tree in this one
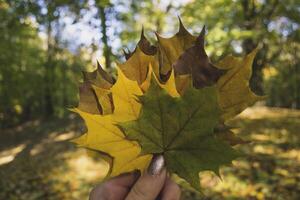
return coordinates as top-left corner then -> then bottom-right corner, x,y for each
95,0 -> 113,69
0,0 -> 89,127
0,1 -> 45,127
34,0 -> 88,116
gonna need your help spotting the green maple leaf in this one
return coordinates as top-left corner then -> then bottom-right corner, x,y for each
120,79 -> 240,190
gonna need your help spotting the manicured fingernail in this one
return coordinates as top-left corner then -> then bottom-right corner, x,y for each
148,154 -> 165,175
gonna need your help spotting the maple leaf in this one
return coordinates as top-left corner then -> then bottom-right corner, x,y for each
173,26 -> 225,89
78,62 -> 114,115
77,82 -> 102,114
155,18 -> 197,76
152,21 -> 261,145
119,78 -> 240,189
73,68 -> 152,176
155,20 -> 264,122
118,47 -> 154,92
214,124 -> 249,146
123,28 -> 157,60
152,20 -> 259,145
72,109 -> 152,176
72,18 -> 266,192
215,48 -> 266,121
119,29 -> 158,93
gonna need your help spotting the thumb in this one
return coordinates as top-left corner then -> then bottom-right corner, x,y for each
126,155 -> 166,200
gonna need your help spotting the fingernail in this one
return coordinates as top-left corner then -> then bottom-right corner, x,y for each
147,154 -> 165,176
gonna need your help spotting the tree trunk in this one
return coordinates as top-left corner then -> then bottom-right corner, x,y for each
44,21 -> 54,116
98,6 -> 112,69
241,0 -> 264,95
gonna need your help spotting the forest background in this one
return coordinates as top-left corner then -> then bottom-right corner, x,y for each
0,0 -> 299,199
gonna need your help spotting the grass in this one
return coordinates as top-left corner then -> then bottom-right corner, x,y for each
0,106 -> 299,200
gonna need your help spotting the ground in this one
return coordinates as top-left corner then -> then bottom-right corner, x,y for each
0,106 -> 299,200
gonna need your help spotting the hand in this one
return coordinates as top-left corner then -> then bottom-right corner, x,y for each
89,155 -> 181,200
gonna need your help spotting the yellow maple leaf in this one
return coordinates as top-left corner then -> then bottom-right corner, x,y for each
216,48 -> 266,121
118,47 -> 154,88
111,67 -> 143,122
91,86 -> 113,115
72,109 -> 152,176
120,29 -> 157,92
155,18 -> 197,75
78,62 -> 114,114
73,67 -> 153,176
92,61 -> 115,89
154,69 -> 180,97
122,18 -> 196,96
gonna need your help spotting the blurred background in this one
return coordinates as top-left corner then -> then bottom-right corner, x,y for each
0,0 -> 299,199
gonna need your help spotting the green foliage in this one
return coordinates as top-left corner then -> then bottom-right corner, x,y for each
264,42 -> 300,108
0,0 -> 299,125
121,80 -> 239,189
0,1 -> 86,127
0,2 -> 44,126
266,64 -> 300,109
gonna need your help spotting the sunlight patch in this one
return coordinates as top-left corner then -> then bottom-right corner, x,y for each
67,152 -> 109,182
0,144 -> 26,165
54,131 -> 76,142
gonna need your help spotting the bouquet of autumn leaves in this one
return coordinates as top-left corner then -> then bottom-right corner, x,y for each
72,20 -> 264,191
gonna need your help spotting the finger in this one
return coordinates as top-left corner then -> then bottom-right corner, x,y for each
126,169 -> 166,200
107,170 -> 141,188
90,171 -> 140,200
126,155 -> 166,200
160,178 -> 181,200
